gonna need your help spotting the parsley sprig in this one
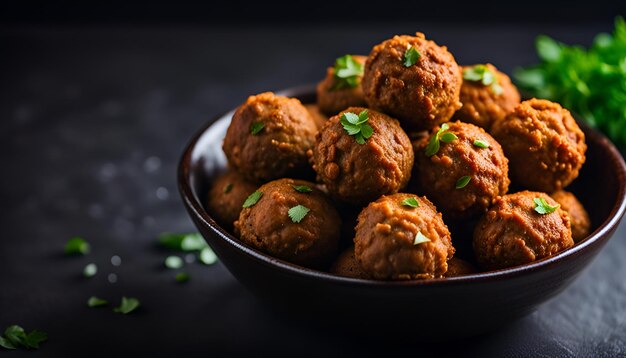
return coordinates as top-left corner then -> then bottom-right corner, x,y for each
332,55 -> 364,90
403,46 -> 421,67
0,325 -> 47,350
288,205 -> 310,223
463,64 -> 503,95
340,110 -> 373,144
401,197 -> 419,208
534,197 -> 560,214
425,123 -> 457,156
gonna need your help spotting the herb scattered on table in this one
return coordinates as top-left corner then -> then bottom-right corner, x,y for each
113,296 -> 140,314
288,205 -> 310,223
340,110 -> 373,144
159,232 -> 207,252
199,247 -> 218,265
534,197 -> 560,214
164,256 -> 183,269
514,17 -> 626,147
0,325 -> 47,350
332,54 -> 364,90
83,263 -> 98,278
65,237 -> 90,255
87,296 -> 108,308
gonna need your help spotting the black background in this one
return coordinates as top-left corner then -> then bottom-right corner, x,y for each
1,2 -> 626,356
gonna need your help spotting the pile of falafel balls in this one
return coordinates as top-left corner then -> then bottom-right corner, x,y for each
207,32 -> 591,280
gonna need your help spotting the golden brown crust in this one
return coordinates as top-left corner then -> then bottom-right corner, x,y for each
354,193 -> 454,280
551,190 -> 591,243
362,33 -> 462,131
223,92 -> 317,183
235,178 -> 341,269
310,107 -> 414,205
329,245 -> 369,279
412,121 -> 510,220
490,99 -> 587,192
316,55 -> 367,116
473,191 -> 574,270
304,104 -> 329,131
206,170 -> 258,231
444,257 -> 478,277
453,64 -> 521,130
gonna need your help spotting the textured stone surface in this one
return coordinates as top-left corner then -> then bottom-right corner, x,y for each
0,23 -> 624,356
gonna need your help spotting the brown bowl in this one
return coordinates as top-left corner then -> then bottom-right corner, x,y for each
178,85 -> 626,338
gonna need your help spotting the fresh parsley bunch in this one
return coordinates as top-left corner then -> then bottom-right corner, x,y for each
514,17 -> 626,148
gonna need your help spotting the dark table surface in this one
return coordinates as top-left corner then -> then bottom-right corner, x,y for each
1,22 -> 625,357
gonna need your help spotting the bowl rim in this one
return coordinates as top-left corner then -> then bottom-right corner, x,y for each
178,84 -> 626,287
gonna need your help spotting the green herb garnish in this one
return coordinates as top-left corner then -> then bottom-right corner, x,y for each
403,46 -> 421,67
534,197 -> 560,214
332,54 -> 364,90
223,183 -> 233,194
199,247 -> 218,265
425,123 -> 456,156
413,231 -> 430,245
242,190 -> 263,208
164,256 -> 183,269
456,175 -> 471,189
340,110 -> 373,144
288,205 -> 310,223
463,64 -> 503,95
514,17 -> 626,147
83,263 -> 97,278
113,297 -> 140,314
175,272 -> 189,283
159,232 -> 207,251
250,122 -> 264,135
65,237 -> 90,255
87,296 -> 108,307
401,197 -> 419,208
0,325 -> 47,350
292,185 -> 313,193
473,139 -> 490,148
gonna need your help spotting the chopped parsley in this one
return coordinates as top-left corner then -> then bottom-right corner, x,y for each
340,110 -> 373,144
401,197 -> 419,208
288,205 -> 310,223
87,296 -> 108,308
403,46 -> 421,67
65,237 -> 90,255
199,247 -> 218,265
425,123 -> 456,156
456,175 -> 471,189
413,231 -> 430,245
250,122 -> 265,135
534,197 -> 560,214
473,139 -> 490,148
242,191 -> 263,208
332,54 -> 364,90
223,183 -> 233,194
292,185 -> 313,193
113,297 -> 140,314
164,256 -> 184,269
463,64 -> 503,95
0,325 -> 47,350
159,232 -> 207,251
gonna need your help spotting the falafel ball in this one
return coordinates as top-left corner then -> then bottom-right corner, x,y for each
453,64 -> 521,130
310,107 -> 414,205
316,55 -> 367,116
362,32 -> 462,131
304,104 -> 329,131
491,99 -> 587,192
551,190 -> 591,243
206,170 -> 258,231
354,193 -> 454,280
234,178 -> 341,268
473,191 -> 573,270
412,121 -> 510,220
444,257 -> 478,277
330,245 -> 369,279
223,92 -> 317,183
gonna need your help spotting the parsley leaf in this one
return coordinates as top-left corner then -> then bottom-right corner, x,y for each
0,325 -> 47,350
3,326 -> 26,348
292,185 -> 313,193
288,205 -> 310,223
159,232 -> 207,251
473,139 -> 490,148
456,175 -> 471,189
463,64 -> 503,95
223,183 -> 233,194
413,231 -> 430,245
113,296 -> 140,314
250,122 -> 264,135
425,123 -> 456,156
332,54 -> 364,90
534,197 -> 560,214
83,263 -> 97,278
87,296 -> 108,307
199,247 -> 218,265
24,331 -> 47,349
164,256 -> 183,269
65,237 -> 90,255
401,197 -> 419,208
175,272 -> 190,283
242,190 -> 263,208
340,110 -> 373,144
403,46 -> 421,67
0,336 -> 17,350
